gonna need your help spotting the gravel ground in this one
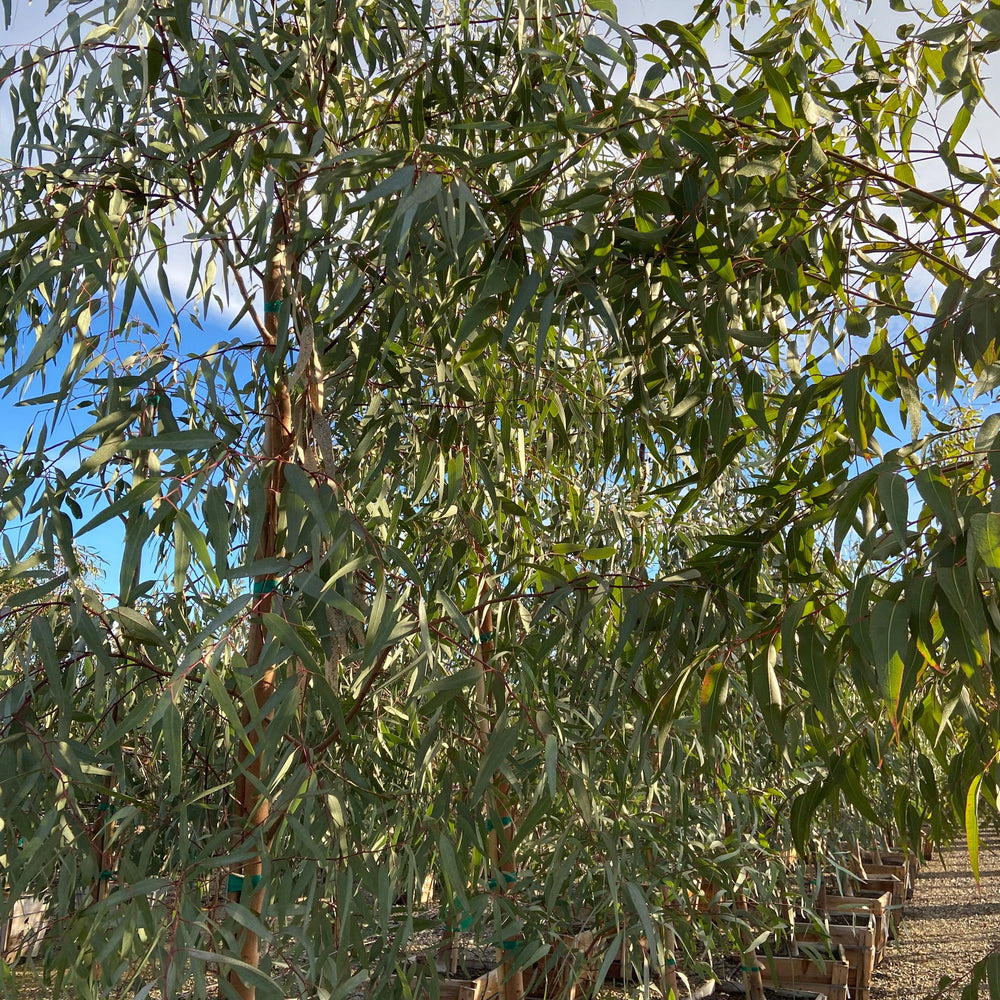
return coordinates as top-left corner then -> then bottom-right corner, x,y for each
601,836 -> 1000,1000
871,835 -> 1000,1000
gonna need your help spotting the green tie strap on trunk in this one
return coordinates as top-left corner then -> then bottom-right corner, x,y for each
228,873 -> 263,894
446,896 -> 474,932
485,815 -> 513,832
251,578 -> 278,595
263,300 -> 282,313
100,871 -> 115,880
477,631 -> 494,644
486,871 -> 519,891
740,965 -> 761,974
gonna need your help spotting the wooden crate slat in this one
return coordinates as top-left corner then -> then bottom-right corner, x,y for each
823,891 -> 892,962
758,953 -> 850,1000
445,930 -> 600,1000
2,895 -> 46,962
824,892 -> 891,916
795,925 -> 876,1000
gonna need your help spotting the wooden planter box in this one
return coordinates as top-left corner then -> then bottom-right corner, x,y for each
758,953 -> 849,1000
1,894 -> 46,962
858,862 -> 910,904
823,891 -> 892,963
853,874 -> 904,916
433,931 -> 599,1000
530,930 -> 599,999
602,931 -> 657,983
887,851 -> 919,892
795,922 -> 876,1000
860,850 -> 918,889
571,905 -> 671,984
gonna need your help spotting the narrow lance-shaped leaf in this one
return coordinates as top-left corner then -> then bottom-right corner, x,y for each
967,771 -> 983,886
870,600 -> 909,726
796,622 -> 833,721
877,469 -> 910,545
970,512 -> 1000,575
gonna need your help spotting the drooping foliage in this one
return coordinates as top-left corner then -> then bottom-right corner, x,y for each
2,0 -> 1000,996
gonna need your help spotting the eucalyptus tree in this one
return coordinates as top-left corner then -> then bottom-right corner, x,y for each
4,0 -> 1000,997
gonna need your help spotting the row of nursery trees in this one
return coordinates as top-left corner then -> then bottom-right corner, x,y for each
2,0 -> 1000,996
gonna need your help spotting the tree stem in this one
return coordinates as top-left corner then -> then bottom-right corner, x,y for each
228,202 -> 294,1000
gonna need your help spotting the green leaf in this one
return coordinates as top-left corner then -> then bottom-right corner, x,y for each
796,623 -> 833,720
160,698 -> 183,799
761,61 -> 794,128
751,642 -> 784,748
545,734 -> 558,798
699,661 -> 730,741
791,134 -> 827,178
842,367 -> 869,453
77,478 -> 160,535
840,756 -> 883,825
976,413 -> 1000,453
624,881 -> 658,966
580,545 -> 616,560
501,271 -> 541,346
438,833 -> 467,910
471,726 -> 521,802
978,413 -> 1000,485
184,950 -> 279,992
970,513 -> 1000,575
203,666 -> 254,755
790,776 -> 828,855
261,612 -> 323,668
32,618 -> 72,729
915,467 -> 959,539
937,566 -> 990,665
175,510 -> 220,588
897,370 -> 922,441
870,600 -> 909,722
967,772 -> 982,885
349,165 -> 416,209
878,469 -> 910,545
437,591 -> 472,638
122,429 -> 221,451
801,91 -> 832,125
110,606 -> 169,647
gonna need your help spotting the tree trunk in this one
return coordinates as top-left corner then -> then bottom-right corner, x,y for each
735,894 -> 765,1000
474,604 -> 523,1000
228,203 -> 295,1000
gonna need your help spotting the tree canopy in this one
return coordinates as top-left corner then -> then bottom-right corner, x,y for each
3,0 -> 1000,996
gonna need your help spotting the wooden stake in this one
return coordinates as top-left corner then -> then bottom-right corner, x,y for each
647,846 -> 678,995
735,895 -> 765,1000
852,840 -> 868,881
0,891 -> 10,963
228,203 -> 295,1000
473,605 -> 523,1000
94,773 -> 117,905
89,772 -> 117,984
663,925 -> 679,998
786,900 -> 799,958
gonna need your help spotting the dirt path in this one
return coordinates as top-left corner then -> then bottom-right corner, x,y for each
872,836 -> 1000,999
